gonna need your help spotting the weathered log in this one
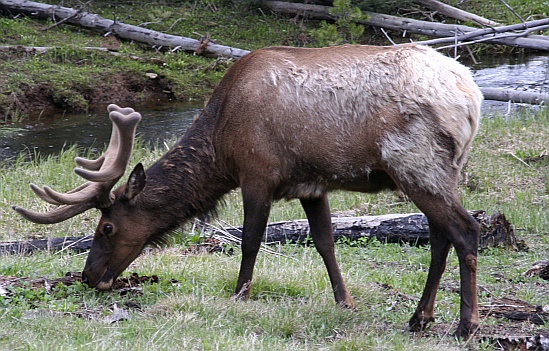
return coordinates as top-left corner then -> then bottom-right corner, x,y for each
523,261 -> 549,280
480,87 -> 549,105
1,211 -> 522,255
0,0 -> 251,59
219,210 -> 522,250
0,235 -> 94,255
231,213 -> 432,245
262,1 -> 549,51
479,297 -> 549,325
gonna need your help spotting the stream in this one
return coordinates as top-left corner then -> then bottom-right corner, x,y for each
0,53 -> 548,161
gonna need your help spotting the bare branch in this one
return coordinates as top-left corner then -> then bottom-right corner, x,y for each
498,0 -> 525,23
0,0 -> 250,59
414,0 -> 500,27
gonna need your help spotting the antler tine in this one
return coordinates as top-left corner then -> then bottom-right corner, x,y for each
12,202 -> 95,225
108,104 -> 135,114
74,104 -> 134,170
13,104 -> 142,224
74,110 -> 141,182
30,183 -> 93,206
41,183 -> 99,205
75,155 -> 105,171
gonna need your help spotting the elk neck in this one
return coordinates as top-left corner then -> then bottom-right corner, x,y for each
138,110 -> 238,230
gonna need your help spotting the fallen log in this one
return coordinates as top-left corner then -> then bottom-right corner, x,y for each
523,261 -> 549,280
480,87 -> 549,105
262,1 -> 549,51
479,297 -> 549,325
0,235 -> 94,255
214,210 -> 524,250
0,0 -> 251,59
0,211 -> 523,255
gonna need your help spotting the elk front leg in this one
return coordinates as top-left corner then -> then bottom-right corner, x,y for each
300,196 -> 354,308
234,184 -> 273,299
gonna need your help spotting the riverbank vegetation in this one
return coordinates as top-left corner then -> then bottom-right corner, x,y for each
1,1 -> 549,350
1,0 -> 548,120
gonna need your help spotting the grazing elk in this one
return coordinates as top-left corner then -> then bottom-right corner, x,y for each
14,44 -> 482,337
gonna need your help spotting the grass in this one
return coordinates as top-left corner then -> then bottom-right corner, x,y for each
0,109 -> 548,350
0,244 -> 463,350
2,0 -> 547,120
1,1 -> 549,349
0,0 -> 309,119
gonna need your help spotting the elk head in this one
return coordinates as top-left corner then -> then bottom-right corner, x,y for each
13,104 -> 143,290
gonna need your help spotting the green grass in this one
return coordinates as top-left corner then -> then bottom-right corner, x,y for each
0,0 -> 309,119
0,245 -> 460,350
1,109 -> 548,350
1,0 -> 547,119
1,1 -> 549,349
459,0 -> 548,24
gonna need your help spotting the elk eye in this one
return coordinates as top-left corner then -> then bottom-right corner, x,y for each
103,223 -> 114,236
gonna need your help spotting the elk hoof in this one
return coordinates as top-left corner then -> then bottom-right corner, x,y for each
407,314 -> 435,332
453,321 -> 479,339
336,297 -> 355,310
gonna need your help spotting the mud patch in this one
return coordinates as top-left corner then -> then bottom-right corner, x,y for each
0,271 -> 160,296
16,71 -> 174,117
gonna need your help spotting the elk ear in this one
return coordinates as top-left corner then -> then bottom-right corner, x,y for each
124,163 -> 146,200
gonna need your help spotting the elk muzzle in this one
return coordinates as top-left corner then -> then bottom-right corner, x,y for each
81,243 -> 115,290
81,234 -> 145,290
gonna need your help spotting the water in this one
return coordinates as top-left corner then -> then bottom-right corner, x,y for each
471,53 -> 549,114
0,102 -> 202,161
0,53 -> 547,161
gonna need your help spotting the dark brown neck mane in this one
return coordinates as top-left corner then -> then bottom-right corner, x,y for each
139,110 -> 237,245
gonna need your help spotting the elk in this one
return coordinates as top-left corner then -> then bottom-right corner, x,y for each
13,44 -> 482,338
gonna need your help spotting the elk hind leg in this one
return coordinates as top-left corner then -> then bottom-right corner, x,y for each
406,192 -> 479,338
408,222 -> 451,331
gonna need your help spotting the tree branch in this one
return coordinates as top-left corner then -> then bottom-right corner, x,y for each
0,0 -> 251,59
413,0 -> 499,27
262,1 -> 549,51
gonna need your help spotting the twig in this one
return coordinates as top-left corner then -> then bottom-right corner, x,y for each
42,0 -> 92,31
137,20 -> 162,27
192,219 -> 294,259
167,17 -> 185,32
434,24 -> 549,51
380,27 -> 396,45
42,8 -> 81,30
54,234 -> 93,255
464,44 -> 478,65
498,0 -> 525,24
507,152 -> 531,167
454,28 -> 458,58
